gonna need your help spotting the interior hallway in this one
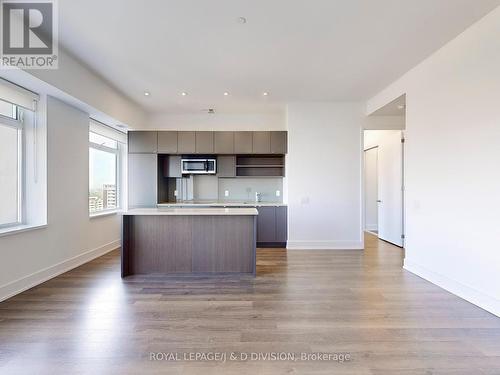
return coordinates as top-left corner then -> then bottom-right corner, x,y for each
1,234 -> 499,374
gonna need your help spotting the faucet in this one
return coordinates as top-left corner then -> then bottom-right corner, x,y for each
255,192 -> 262,203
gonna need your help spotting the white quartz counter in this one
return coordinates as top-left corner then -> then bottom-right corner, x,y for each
122,207 -> 258,216
157,201 -> 286,208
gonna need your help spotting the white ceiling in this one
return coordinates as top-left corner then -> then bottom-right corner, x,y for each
58,0 -> 500,114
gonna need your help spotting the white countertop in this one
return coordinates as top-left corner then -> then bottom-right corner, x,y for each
157,200 -> 286,207
123,207 -> 258,216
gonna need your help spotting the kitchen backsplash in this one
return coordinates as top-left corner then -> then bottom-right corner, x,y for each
189,176 -> 283,202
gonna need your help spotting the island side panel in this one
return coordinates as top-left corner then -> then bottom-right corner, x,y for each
121,215 -> 131,277
192,215 -> 255,273
128,215 -> 193,274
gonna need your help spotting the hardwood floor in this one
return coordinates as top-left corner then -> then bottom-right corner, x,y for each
1,233 -> 499,374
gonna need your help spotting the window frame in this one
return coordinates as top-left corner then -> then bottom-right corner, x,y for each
0,106 -> 24,229
88,130 -> 121,216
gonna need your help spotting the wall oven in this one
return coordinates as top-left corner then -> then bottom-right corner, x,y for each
181,157 -> 217,174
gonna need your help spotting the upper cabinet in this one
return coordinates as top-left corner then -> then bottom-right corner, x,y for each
214,131 -> 234,154
234,132 -> 253,154
158,131 -> 178,154
270,131 -> 287,154
195,131 -> 214,153
131,130 -> 287,155
178,131 -> 196,153
252,132 -> 271,154
128,131 -> 157,153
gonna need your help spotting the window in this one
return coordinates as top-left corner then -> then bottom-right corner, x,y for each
0,100 -> 21,228
0,78 -> 45,235
88,121 -> 125,215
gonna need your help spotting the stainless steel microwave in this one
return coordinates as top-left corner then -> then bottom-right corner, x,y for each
181,158 -> 217,174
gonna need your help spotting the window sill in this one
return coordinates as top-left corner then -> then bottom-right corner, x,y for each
0,223 -> 48,238
89,210 -> 121,219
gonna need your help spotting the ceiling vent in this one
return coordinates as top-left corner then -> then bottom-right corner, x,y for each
202,108 -> 216,114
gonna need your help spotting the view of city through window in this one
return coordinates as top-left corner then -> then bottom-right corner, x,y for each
89,139 -> 118,213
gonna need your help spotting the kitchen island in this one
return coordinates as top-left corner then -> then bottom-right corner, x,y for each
121,208 -> 258,277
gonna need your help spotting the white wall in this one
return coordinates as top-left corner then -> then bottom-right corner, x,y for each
145,112 -> 285,131
364,115 -> 405,130
367,7 -> 500,316
0,97 -> 120,301
286,103 -> 364,249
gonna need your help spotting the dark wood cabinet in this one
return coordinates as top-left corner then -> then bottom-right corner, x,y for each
275,206 -> 288,243
158,131 -> 178,153
252,132 -> 271,154
195,131 -> 214,153
234,132 -> 253,154
128,131 -> 158,153
214,131 -> 234,154
271,131 -> 287,154
257,207 -> 276,243
178,131 -> 196,153
217,156 -> 236,177
256,206 -> 287,247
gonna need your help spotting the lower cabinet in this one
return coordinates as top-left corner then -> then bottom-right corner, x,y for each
256,206 -> 287,247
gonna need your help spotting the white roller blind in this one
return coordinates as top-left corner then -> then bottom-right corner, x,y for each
0,78 -> 39,111
90,119 -> 127,144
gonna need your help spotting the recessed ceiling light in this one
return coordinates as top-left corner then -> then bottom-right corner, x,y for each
223,92 -> 229,96
262,92 -> 269,96
181,92 -> 188,96
237,17 -> 247,24
144,91 -> 150,96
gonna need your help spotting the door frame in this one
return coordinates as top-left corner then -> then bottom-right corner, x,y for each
361,130 -> 406,248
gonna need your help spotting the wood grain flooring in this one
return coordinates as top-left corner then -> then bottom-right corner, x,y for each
0,233 -> 499,374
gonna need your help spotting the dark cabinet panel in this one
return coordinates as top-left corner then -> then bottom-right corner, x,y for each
276,206 -> 288,242
178,131 -> 196,153
217,156 -> 236,177
158,131 -> 178,153
257,207 -> 276,243
214,131 -> 234,154
270,131 -> 287,154
195,131 -> 214,153
234,132 -> 253,154
128,131 -> 157,153
252,131 -> 271,154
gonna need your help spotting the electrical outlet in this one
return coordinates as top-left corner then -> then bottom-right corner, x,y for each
224,190 -> 230,197
276,190 -> 281,197
174,190 -> 178,197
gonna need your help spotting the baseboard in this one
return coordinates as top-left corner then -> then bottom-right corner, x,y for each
287,240 -> 363,250
257,242 -> 287,248
0,239 -> 120,303
365,224 -> 378,231
404,259 -> 500,318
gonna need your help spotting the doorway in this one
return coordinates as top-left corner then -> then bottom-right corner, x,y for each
364,130 -> 404,247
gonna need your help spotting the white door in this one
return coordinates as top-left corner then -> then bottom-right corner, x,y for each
377,131 -> 404,247
364,147 -> 378,232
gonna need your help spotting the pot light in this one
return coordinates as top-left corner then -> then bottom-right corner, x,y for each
237,17 -> 247,24
262,92 -> 269,96
223,92 -> 229,96
181,92 -> 188,96
144,91 -> 150,96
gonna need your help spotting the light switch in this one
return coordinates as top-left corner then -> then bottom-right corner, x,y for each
174,190 -> 178,197
276,190 -> 281,197
300,196 -> 310,204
